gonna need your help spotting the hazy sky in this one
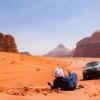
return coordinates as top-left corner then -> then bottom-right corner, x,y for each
0,0 -> 100,55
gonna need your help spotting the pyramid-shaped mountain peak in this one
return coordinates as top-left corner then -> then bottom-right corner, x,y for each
57,44 -> 65,48
44,44 -> 73,57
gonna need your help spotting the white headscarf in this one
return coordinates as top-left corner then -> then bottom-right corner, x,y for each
55,67 -> 64,78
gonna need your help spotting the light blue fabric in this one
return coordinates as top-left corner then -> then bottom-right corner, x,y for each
64,73 -> 77,88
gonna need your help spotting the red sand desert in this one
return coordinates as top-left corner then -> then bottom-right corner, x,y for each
0,52 -> 100,100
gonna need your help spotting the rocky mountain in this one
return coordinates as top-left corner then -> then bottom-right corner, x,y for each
68,49 -> 75,57
0,32 -> 18,53
74,30 -> 100,57
20,52 -> 32,56
44,44 -> 73,57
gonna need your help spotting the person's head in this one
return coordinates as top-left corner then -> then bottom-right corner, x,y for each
55,67 -> 64,78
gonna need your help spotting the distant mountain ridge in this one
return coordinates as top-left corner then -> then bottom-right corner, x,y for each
44,44 -> 74,57
20,52 -> 32,56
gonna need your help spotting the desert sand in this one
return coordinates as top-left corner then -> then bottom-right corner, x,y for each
0,52 -> 100,100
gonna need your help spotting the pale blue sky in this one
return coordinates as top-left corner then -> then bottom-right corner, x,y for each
0,0 -> 100,55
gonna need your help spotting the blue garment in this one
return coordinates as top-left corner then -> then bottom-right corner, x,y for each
52,73 -> 77,90
64,73 -> 77,89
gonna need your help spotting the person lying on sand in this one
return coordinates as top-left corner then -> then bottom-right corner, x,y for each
48,67 -> 77,91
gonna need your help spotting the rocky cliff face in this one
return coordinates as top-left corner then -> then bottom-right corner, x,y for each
74,30 -> 100,57
0,32 -> 18,53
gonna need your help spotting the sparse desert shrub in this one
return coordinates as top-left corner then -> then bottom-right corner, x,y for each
36,67 -> 40,71
10,61 -> 15,64
16,81 -> 25,89
89,93 -> 97,97
99,90 -> 100,93
78,84 -> 84,89
34,88 -> 41,93
1,58 -> 6,61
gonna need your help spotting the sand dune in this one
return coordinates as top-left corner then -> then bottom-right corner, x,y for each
0,52 -> 100,100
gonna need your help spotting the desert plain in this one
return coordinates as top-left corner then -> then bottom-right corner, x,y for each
0,52 -> 99,100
